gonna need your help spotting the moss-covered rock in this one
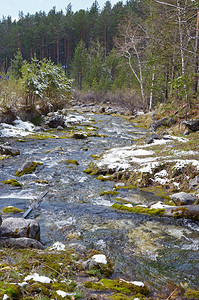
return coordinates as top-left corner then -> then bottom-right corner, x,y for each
100,190 -> 119,196
16,161 -> 43,177
2,206 -> 24,214
2,179 -> 22,187
84,278 -> 150,296
112,203 -> 165,216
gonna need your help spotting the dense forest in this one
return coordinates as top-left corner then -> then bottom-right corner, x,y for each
0,0 -> 198,111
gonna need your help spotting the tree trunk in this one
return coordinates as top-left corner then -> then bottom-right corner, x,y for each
194,10 -> 199,96
56,31 -> 60,64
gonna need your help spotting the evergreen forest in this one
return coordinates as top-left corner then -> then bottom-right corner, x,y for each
0,0 -> 198,112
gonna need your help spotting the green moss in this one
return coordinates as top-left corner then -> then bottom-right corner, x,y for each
0,283 -> 22,299
115,185 -> 137,190
2,206 -> 24,214
16,162 -> 43,177
26,282 -> 51,296
0,155 -> 10,160
185,289 -> 199,299
84,279 -> 150,296
64,159 -> 79,165
100,190 -> 119,196
90,154 -> 99,159
96,175 -> 112,181
70,131 -> 87,139
35,180 -> 49,184
112,203 -> 165,216
83,163 -> 100,175
2,179 -> 22,187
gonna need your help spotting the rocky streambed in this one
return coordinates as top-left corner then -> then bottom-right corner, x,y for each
0,109 -> 199,299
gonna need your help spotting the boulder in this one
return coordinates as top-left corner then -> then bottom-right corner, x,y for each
145,133 -> 160,144
189,176 -> 199,190
171,192 -> 197,206
182,119 -> 199,132
0,217 -> 40,240
16,160 -> 42,177
0,237 -> 43,249
0,110 -> 16,124
0,144 -> 20,156
45,115 -> 65,128
150,117 -> 175,132
164,204 -> 199,220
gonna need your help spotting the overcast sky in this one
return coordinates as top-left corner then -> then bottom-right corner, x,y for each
1,0 -> 124,20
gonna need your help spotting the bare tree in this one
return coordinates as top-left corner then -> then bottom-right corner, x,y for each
115,19 -> 148,105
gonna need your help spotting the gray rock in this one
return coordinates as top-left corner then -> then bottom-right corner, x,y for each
189,176 -> 199,190
16,160 -> 41,176
182,119 -> 199,132
0,144 -> 20,156
171,192 -> 197,206
145,133 -> 160,144
164,204 -> 199,219
150,117 -> 175,132
0,237 -> 43,249
0,217 -> 40,240
45,115 -> 65,128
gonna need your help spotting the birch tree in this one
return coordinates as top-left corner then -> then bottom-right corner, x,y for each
115,19 -> 148,105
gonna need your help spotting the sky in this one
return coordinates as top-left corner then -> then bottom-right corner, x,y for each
0,0 -> 123,20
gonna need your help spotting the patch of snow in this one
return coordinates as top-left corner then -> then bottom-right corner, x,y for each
173,150 -> 199,156
92,254 -> 107,264
24,273 -> 52,283
155,170 -> 168,177
150,201 -> 174,209
139,162 -> 160,174
174,159 -> 199,171
0,118 -> 35,137
124,204 -> 133,208
173,182 -> 180,189
96,146 -> 154,171
164,134 -> 188,142
154,177 -> 168,185
120,279 -> 144,287
18,282 -> 28,287
49,242 -> 66,251
56,290 -> 70,298
3,295 -> 9,300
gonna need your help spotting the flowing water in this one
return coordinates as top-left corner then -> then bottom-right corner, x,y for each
0,112 -> 198,290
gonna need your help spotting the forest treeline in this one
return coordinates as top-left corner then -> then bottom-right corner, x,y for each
0,0 -> 198,110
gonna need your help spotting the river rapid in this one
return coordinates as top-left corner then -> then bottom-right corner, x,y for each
0,111 -> 198,291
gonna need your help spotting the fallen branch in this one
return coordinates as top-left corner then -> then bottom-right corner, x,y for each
22,190 -> 48,219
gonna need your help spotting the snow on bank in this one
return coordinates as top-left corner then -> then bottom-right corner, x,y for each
96,146 -> 154,171
0,117 -> 35,137
95,133 -> 199,175
24,273 -> 52,283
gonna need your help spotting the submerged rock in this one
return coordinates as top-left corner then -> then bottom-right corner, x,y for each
171,192 -> 197,206
0,217 -> 40,240
0,144 -> 20,156
16,160 -> 42,177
